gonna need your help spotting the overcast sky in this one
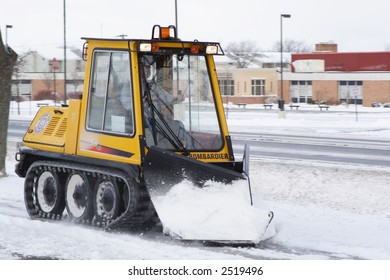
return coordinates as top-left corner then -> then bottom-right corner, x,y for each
1,0 -> 390,54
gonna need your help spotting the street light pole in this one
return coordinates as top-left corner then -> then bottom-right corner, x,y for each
5,25 -> 12,45
175,0 -> 178,36
279,14 -> 291,111
63,0 -> 67,103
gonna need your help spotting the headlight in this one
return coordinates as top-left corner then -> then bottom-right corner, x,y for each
206,45 -> 218,54
140,43 -> 152,52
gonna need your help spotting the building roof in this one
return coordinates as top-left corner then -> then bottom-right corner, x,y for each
14,46 -> 81,61
292,51 -> 390,72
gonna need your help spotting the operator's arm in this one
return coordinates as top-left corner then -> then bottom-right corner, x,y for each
151,83 -> 182,105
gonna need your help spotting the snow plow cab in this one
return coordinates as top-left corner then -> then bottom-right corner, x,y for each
15,25 -> 273,244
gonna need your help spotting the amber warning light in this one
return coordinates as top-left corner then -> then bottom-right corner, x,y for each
152,25 -> 177,40
160,27 -> 170,39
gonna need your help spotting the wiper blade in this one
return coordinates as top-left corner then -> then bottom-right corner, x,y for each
151,105 -> 190,156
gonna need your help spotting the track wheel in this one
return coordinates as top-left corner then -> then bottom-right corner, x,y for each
65,173 -> 94,222
35,169 -> 65,216
94,178 -> 120,223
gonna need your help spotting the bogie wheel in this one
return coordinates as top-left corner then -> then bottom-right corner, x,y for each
33,168 -> 65,216
65,173 -> 94,222
94,178 -> 121,223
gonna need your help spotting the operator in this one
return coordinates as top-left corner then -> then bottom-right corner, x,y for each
143,61 -> 184,117
141,55 -> 191,149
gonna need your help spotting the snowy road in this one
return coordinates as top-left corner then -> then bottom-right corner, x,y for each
232,132 -> 390,167
9,119 -> 390,167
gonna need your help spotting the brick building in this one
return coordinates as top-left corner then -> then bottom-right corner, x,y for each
216,52 -> 287,104
217,68 -> 278,104
283,43 -> 390,106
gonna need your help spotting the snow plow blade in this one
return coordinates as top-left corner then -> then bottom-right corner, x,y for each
143,146 -> 274,244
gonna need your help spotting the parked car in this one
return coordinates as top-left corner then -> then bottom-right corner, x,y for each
372,102 -> 383,107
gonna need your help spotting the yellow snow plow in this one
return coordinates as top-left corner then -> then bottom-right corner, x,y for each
15,25 -> 274,244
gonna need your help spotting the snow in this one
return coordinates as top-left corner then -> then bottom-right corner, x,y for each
249,159 -> 390,260
225,103 -> 390,138
151,179 -> 273,242
2,101 -> 390,261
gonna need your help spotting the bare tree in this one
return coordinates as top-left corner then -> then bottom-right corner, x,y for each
272,39 -> 313,53
225,40 -> 262,68
0,31 -> 18,176
41,72 -> 54,92
69,65 -> 84,97
13,51 -> 32,114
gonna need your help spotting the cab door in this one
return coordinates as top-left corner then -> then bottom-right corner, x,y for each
77,46 -> 141,165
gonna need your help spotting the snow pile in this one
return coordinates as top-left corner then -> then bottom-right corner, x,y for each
152,179 -> 274,243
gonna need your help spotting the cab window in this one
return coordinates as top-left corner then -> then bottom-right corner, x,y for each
87,50 -> 134,135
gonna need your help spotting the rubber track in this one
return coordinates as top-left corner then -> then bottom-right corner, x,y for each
24,160 -> 153,232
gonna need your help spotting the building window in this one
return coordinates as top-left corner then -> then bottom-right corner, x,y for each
339,81 -> 363,104
290,80 -> 312,103
219,79 -> 235,96
11,80 -> 32,100
251,79 -> 265,96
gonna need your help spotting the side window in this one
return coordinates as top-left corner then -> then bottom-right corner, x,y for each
87,51 -> 134,135
88,52 -> 110,130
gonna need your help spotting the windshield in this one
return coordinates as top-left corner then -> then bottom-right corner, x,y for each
140,53 -> 223,152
